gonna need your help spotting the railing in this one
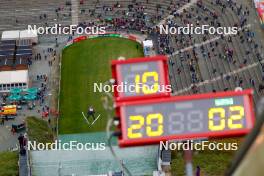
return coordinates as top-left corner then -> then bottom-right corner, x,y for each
26,145 -> 32,176
157,146 -> 162,171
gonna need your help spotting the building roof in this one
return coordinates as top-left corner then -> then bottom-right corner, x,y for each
1,30 -> 38,43
0,70 -> 28,84
19,30 -> 38,39
1,30 -> 20,40
143,40 -> 153,48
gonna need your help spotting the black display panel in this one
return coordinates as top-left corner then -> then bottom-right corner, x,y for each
116,61 -> 166,97
121,96 -> 248,139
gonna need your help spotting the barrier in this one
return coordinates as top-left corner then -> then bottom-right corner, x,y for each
73,36 -> 87,43
253,0 -> 264,27
63,33 -> 143,50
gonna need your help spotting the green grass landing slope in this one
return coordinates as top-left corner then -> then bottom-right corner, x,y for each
59,37 -> 143,134
0,151 -> 18,176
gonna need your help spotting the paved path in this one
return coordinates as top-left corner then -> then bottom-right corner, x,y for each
0,37 -> 62,152
19,152 -> 28,176
71,0 -> 79,25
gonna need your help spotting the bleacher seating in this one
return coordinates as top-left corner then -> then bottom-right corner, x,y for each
157,0 -> 264,103
0,0 -> 263,102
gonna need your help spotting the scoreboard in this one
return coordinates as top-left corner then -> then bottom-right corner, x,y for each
111,56 -> 255,147
111,56 -> 170,102
116,90 -> 255,147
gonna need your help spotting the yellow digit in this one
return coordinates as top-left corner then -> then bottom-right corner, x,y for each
135,74 -> 141,93
127,115 -> 144,139
228,106 -> 244,129
142,72 -> 159,94
146,113 -> 164,137
208,108 -> 225,131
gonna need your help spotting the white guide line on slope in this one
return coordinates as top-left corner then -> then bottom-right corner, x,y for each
169,24 -> 257,95
169,24 -> 252,57
157,0 -> 199,26
172,59 -> 264,95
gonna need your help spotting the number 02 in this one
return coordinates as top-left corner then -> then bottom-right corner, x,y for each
208,106 -> 245,131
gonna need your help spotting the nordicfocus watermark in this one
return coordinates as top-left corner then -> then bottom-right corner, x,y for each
159,24 -> 238,35
27,140 -> 106,151
93,82 -> 172,93
160,140 -> 238,151
28,24 -> 106,35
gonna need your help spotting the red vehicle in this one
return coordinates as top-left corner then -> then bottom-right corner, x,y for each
0,105 -> 17,116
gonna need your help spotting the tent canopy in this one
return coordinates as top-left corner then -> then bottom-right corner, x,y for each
0,70 -> 28,84
1,31 -> 20,41
23,94 -> 36,101
26,87 -> 38,94
1,30 -> 38,44
8,94 -> 22,101
19,30 -> 38,44
143,40 -> 153,48
19,30 -> 37,38
10,88 -> 22,94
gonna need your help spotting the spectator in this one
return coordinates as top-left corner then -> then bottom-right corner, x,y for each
18,134 -> 24,149
87,106 -> 96,121
0,118 -> 4,125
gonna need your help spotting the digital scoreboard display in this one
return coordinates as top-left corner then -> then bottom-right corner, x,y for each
116,90 -> 255,147
111,56 -> 170,101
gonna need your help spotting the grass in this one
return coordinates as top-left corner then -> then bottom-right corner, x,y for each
0,151 -> 18,176
59,37 -> 144,134
171,138 -> 243,176
26,116 -> 54,144
58,36 -> 241,175
171,151 -> 234,176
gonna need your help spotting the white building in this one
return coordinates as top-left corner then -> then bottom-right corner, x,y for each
1,30 -> 38,45
0,70 -> 28,92
19,30 -> 38,45
142,40 -> 154,56
1,30 -> 20,41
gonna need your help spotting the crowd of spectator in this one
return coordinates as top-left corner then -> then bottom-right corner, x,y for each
1,0 -> 263,102
155,0 -> 264,102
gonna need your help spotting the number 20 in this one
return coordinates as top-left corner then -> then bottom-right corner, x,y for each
127,113 -> 163,139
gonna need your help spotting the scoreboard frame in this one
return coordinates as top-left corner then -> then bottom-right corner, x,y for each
115,89 -> 255,147
111,55 -> 170,102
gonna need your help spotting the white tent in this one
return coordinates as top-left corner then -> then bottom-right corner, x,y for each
254,0 -> 264,8
19,30 -> 38,44
0,70 -> 29,92
143,40 -> 153,48
1,30 -> 38,44
1,30 -> 20,41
